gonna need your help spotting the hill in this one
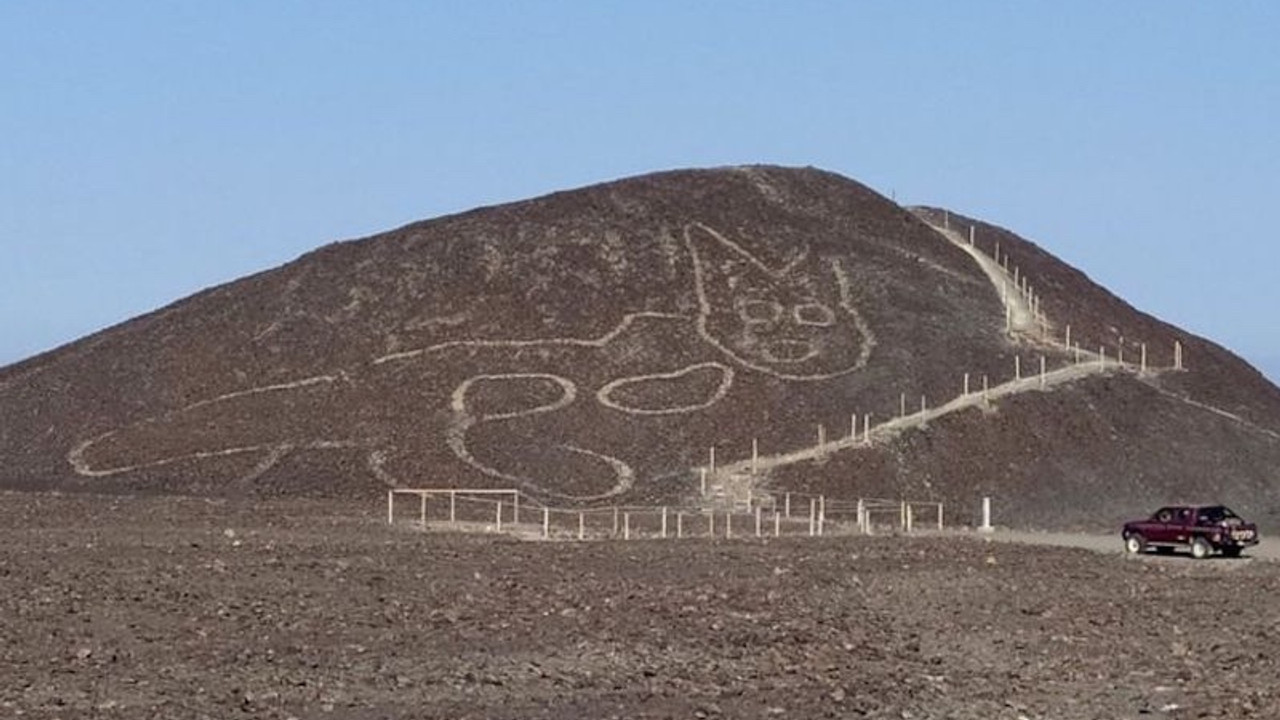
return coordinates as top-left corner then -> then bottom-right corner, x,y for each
3,166 -> 1279,530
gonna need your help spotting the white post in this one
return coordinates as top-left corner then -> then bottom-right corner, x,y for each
420,493 -> 427,529
808,499 -> 816,536
1141,343 -> 1148,374
496,501 -> 503,532
937,504 -> 944,530
751,438 -> 759,474
677,512 -> 684,539
1015,355 -> 1021,380
784,492 -> 791,518
449,491 -> 456,524
386,491 -> 394,525
857,498 -> 866,534
725,511 -> 732,539
964,372 -> 970,396
818,496 -> 826,536
774,511 -> 781,537
900,500 -> 907,530
906,504 -> 914,534
709,446 -> 716,474
708,511 -> 715,537
613,507 -> 619,536
982,375 -> 989,401
1118,346 -> 1125,367
969,225 -> 975,245
746,487 -> 753,512
851,413 -> 858,440
513,493 -> 519,525
1099,346 -> 1106,369
700,467 -> 707,496
623,512 -> 630,541
1040,356 -> 1047,388
980,497 -> 993,532
755,506 -> 762,537
543,507 -> 550,539
900,392 -> 907,418
817,424 -> 826,451
661,506 -> 668,538
919,395 -> 927,416
1065,324 -> 1071,349
863,413 -> 871,443
1175,341 -> 1183,370
578,512 -> 585,541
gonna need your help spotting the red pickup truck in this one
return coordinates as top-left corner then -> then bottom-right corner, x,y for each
1122,505 -> 1259,559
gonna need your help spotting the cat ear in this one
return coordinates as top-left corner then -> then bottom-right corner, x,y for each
684,223 -> 774,282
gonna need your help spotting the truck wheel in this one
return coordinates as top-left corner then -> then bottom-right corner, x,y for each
1190,537 -> 1212,560
1124,533 -> 1146,554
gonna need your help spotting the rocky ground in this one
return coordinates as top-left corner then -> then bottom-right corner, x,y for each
2,492 -> 1279,719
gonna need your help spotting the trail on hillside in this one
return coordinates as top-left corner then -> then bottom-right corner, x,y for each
700,217 -> 1130,506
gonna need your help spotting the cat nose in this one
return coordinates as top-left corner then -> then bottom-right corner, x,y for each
762,340 -> 817,364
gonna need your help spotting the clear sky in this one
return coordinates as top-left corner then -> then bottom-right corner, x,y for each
3,3 -> 1277,380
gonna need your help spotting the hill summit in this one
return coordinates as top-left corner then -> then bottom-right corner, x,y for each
3,166 -> 1279,529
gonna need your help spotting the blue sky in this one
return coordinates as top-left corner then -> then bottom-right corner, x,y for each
3,3 -> 1277,380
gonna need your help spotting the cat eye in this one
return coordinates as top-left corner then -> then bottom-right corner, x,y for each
793,303 -> 836,326
737,299 -> 782,325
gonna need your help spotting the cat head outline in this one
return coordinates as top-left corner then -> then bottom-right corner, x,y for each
684,222 -> 875,380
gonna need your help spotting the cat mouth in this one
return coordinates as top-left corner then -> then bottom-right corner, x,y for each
760,340 -> 817,364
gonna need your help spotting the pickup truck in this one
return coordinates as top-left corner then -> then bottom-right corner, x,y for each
1122,505 -> 1259,559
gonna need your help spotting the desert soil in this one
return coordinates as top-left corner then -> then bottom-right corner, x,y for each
2,492 -> 1278,720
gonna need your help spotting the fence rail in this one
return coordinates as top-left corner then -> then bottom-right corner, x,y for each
385,488 -> 946,541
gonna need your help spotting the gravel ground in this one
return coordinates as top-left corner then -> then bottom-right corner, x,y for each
2,493 -> 1278,719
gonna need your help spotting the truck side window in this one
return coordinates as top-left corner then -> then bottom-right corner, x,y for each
1157,510 -> 1172,523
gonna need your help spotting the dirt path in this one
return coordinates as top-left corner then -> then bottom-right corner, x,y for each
704,219 -> 1121,506
979,528 -> 1280,561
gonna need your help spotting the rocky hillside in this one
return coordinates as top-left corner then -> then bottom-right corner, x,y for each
2,166 -> 1278,530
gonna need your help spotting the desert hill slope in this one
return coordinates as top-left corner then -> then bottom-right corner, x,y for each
2,166 -> 1278,530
